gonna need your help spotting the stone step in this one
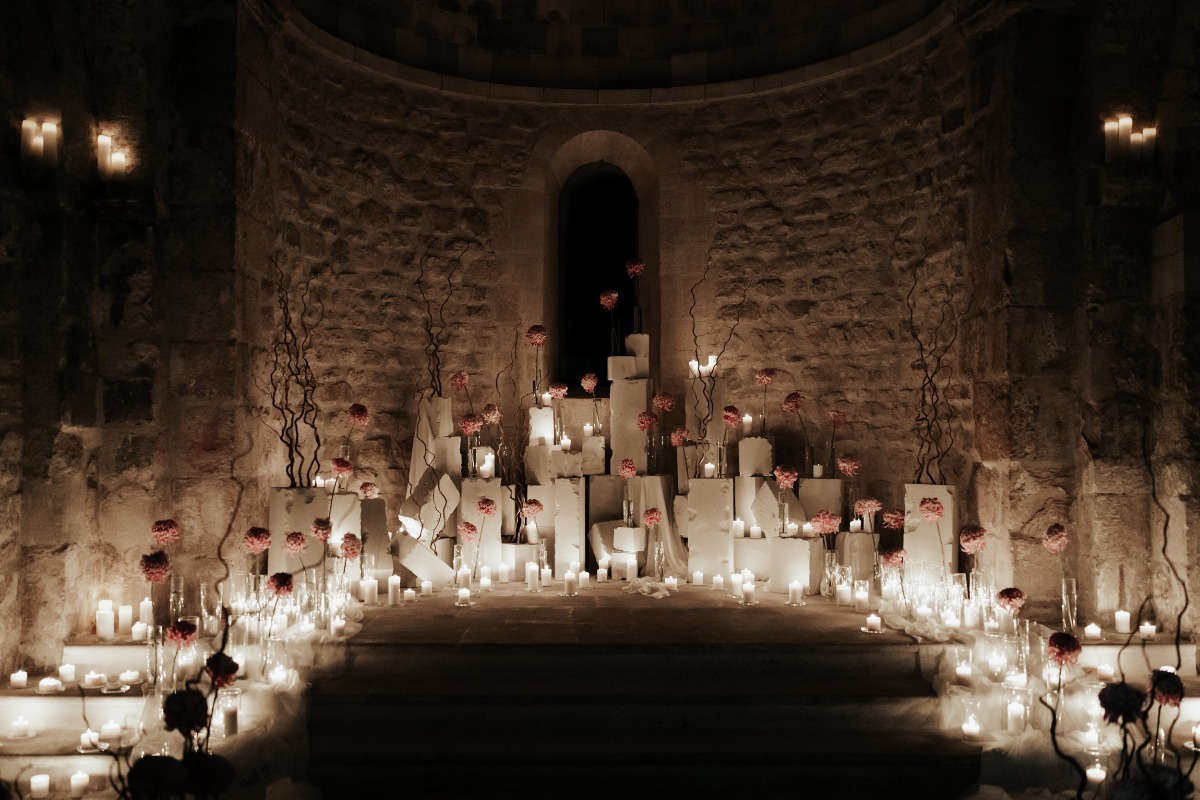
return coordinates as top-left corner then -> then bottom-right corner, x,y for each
0,691 -> 148,731
0,753 -> 120,799
61,641 -> 152,677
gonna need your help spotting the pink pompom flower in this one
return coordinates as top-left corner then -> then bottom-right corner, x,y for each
332,457 -> 354,477
268,572 -> 294,597
581,373 -> 598,394
139,550 -> 172,583
205,652 -> 239,689
959,524 -> 987,555
810,510 -> 841,536
458,521 -> 478,542
637,411 -> 658,432
285,531 -> 307,555
599,290 -> 619,311
477,498 -> 497,517
880,547 -> 907,569
482,404 -> 502,425
919,497 -> 944,522
167,620 -> 197,646
755,368 -> 776,386
243,527 -> 271,555
449,371 -> 469,392
626,259 -> 645,278
722,405 -> 741,427
619,458 -> 637,480
311,518 -> 332,543
670,428 -> 689,447
458,413 -> 483,437
652,392 -> 676,412
358,482 -> 380,500
1042,523 -> 1069,555
340,533 -> 361,561
836,456 -> 861,478
854,498 -> 882,518
773,464 -> 799,491
347,403 -> 370,428
526,325 -> 548,347
548,383 -> 568,400
827,410 -> 846,428
521,499 -> 544,520
882,510 -> 905,531
996,587 -> 1025,613
642,508 -> 663,528
151,519 -> 181,546
1150,669 -> 1185,707
1048,632 -> 1082,668
782,392 -> 804,415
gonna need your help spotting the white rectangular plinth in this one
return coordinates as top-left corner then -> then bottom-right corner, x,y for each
904,483 -> 957,577
407,396 -> 453,498
501,542 -> 539,573
393,533 -> 455,587
552,450 -> 583,478
435,436 -> 463,479
554,479 -> 586,578
607,356 -> 639,381
609,378 -> 651,474
766,537 -> 820,594
460,477 -> 503,574
614,526 -> 647,552
582,436 -> 606,475
529,406 -> 555,447
735,477 -> 767,527
837,532 -> 879,583
734,538 -> 772,577
360,498 -> 391,579
525,444 -> 554,486
737,437 -> 773,477
685,478 -> 734,578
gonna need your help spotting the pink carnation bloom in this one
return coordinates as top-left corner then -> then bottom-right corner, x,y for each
637,411 -> 658,432
548,383 -> 568,400
458,413 -> 483,437
836,456 -> 861,478
670,428 -> 689,447
358,482 -> 380,500
1048,632 -> 1082,668
827,410 -> 846,428
919,497 -> 944,522
959,524 -> 987,555
151,519 -> 181,546
854,498 -> 882,517
642,508 -> 663,528
311,518 -> 332,543
880,547 -> 906,569
167,620 -> 197,646
243,527 -> 271,555
526,325 -> 548,347
755,368 -> 776,386
449,371 -> 469,392
882,510 -> 905,531
477,498 -> 497,516
652,392 -> 676,412
722,405 -> 741,427
347,403 -> 370,428
521,499 -> 544,519
996,587 -> 1026,612
1042,523 -> 1069,555
284,531 -> 307,555
626,259 -> 645,278
482,404 -> 502,425
205,652 -> 239,689
581,373 -> 598,394
140,550 -> 172,583
599,290 -> 618,311
781,392 -> 804,415
340,533 -> 361,561
618,458 -> 637,480
458,521 -> 478,542
268,572 -> 294,597
332,457 -> 354,477
773,464 -> 799,491
810,510 -> 841,535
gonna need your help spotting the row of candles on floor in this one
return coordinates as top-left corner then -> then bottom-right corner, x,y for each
19,119 -> 130,177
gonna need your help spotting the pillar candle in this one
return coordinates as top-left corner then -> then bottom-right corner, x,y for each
117,604 -> 133,636
837,584 -> 854,606
599,556 -> 611,571
30,775 -> 49,799
579,572 -> 590,589
624,559 -> 637,582
749,525 -> 763,539
788,581 -> 803,604
480,577 -> 492,592
730,573 -> 743,597
693,571 -> 704,586
564,571 -> 578,596
560,436 -> 572,451
526,562 -> 538,592
457,569 -> 470,589
541,567 -> 553,585
741,582 -> 755,603
1103,120 -> 1118,163
854,589 -> 870,612
420,580 -> 433,596
1130,131 -> 1143,160
1114,610 -> 1131,633
741,413 -> 753,435
363,579 -> 380,604
388,575 -> 402,605
812,464 -> 824,477
730,519 -> 744,537
665,576 -> 678,590
848,519 -> 862,532
31,134 -> 44,159
712,574 -> 724,591
331,618 -> 346,636
865,613 -> 882,632
119,670 -> 140,685
83,671 -> 106,689
703,462 -> 716,478
70,772 -> 89,799
110,151 -> 127,176
97,134 -> 112,178
59,663 -> 77,682
1142,127 -> 1157,159
10,670 -> 27,689
403,589 -> 416,603
140,597 -> 154,625
481,565 -> 492,580
785,522 -> 799,536
21,120 -> 37,157
498,562 -> 511,583
96,601 -> 115,640
597,567 -> 608,583
1084,622 -> 1102,640
41,121 -> 58,165
583,423 -> 593,436
1006,700 -> 1026,732
1117,116 -> 1132,157
131,621 -> 148,642
802,523 -> 815,536
457,588 -> 471,605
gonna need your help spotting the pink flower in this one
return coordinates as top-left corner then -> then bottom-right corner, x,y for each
477,498 -> 497,516
267,572 -> 294,597
1048,632 -> 1082,668
637,411 -> 658,432
457,521 -> 478,542
919,497 -> 944,522
880,547 -> 906,569
347,403 -> 369,428
284,531 -> 307,555
773,464 -> 799,491
332,457 -> 354,477
642,508 -> 663,528
482,404 -> 502,425
526,325 -> 548,347
521,499 -> 544,520
340,533 -> 361,561
670,428 -> 689,447
449,371 -> 469,392
205,652 -> 239,689
1042,523 -> 1069,555
626,259 -> 645,279
311,518 -> 332,543
996,587 -> 1025,612
581,373 -> 598,394
755,368 -> 776,386
618,458 -> 637,480
652,392 -> 676,412
836,456 -> 861,478
139,550 -> 172,583
163,689 -> 207,735
458,413 -> 483,437
810,510 -> 841,535
827,410 -> 846,428
358,482 -> 380,500
243,526 -> 271,555
1150,669 -> 1185,707
722,405 -> 741,427
599,289 -> 618,311
167,620 -> 197,646
151,519 -> 181,546
782,392 -> 804,415
959,524 -> 987,555
854,498 -> 882,517
548,383 -> 568,400
882,510 -> 905,531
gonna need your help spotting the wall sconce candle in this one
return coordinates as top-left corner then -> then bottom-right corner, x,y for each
96,133 -> 128,178
1103,116 -> 1156,166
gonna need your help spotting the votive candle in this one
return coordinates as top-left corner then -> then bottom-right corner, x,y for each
403,589 -> 417,603
30,774 -> 49,798
865,613 -> 882,632
692,571 -> 704,586
70,772 -> 89,798
1114,609 -> 1131,634
10,669 -> 27,689
1084,622 -> 1102,641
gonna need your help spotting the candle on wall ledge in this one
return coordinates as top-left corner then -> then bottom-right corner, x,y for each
96,600 -> 115,640
10,670 -> 27,689
119,670 -> 140,685
117,604 -> 133,636
1084,622 -> 1102,641
1114,610 -> 1131,633
703,462 -> 716,478
30,774 -> 49,799
99,720 -> 121,745
748,525 -> 762,539
583,423 -> 594,437
403,588 -> 416,603
83,671 -> 106,689
812,464 -> 824,478
140,596 -> 154,625
1139,622 -> 1156,640
38,678 -> 63,693
688,355 -> 717,377
10,716 -> 31,737
70,772 -> 89,799
785,521 -> 799,536
59,663 -> 77,683
730,519 -> 744,537
560,435 -> 572,451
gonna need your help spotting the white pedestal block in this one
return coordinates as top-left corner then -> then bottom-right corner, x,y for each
625,333 -> 650,358
766,537 -> 821,594
737,437 -> 773,477
587,475 -> 623,527
399,473 -> 460,538
611,551 -> 639,580
392,532 -> 455,587
609,378 -> 652,475
552,450 -> 583,478
501,485 -> 517,536
529,407 -> 555,447
460,477 -> 504,574
360,498 -> 392,579
837,532 -> 879,583
436,436 -> 463,479
797,478 -> 843,521
501,542 -> 539,573
636,474 -> 687,577
407,396 -> 453,499
267,487 -> 332,575
734,477 -> 767,527
685,478 -> 734,578
528,483 -> 557,565
614,526 -> 647,552
554,478 -> 586,578
525,444 -> 554,486
904,484 -> 958,577
734,538 -> 772,577
607,356 -> 639,381
750,482 -> 806,538
673,495 -> 688,538
582,436 -> 606,475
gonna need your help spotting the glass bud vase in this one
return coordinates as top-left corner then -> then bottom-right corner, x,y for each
717,440 -> 727,478
1061,577 -> 1078,633
777,491 -> 790,537
169,576 -> 185,624
622,481 -> 634,526
466,433 -> 480,477
609,324 -> 622,357
800,434 -> 813,478
591,397 -> 603,436
644,436 -> 657,475
652,539 -> 665,582
820,551 -> 838,598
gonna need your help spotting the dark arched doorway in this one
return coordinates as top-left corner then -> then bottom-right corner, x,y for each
556,162 -> 639,397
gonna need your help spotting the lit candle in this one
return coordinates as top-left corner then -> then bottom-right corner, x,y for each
362,578 -> 379,604
560,435 -> 572,451
110,152 -> 126,176
39,677 -> 62,693
788,581 -> 804,604
597,567 -> 608,583
541,567 -> 553,585
942,611 -> 961,629
963,603 -> 980,629
1139,622 -> 1156,640
11,716 -> 30,737
579,572 -> 590,589
96,600 -> 115,640
983,619 -> 1000,634
223,704 -> 239,736
785,521 -> 799,536
741,582 -> 755,603
987,653 -> 1006,676
812,464 -> 824,478
703,462 -> 716,478
526,562 -> 539,592
41,121 -> 58,165
730,573 -> 743,597
599,556 -> 611,572
97,134 -> 112,178
1104,119 -> 1118,164
665,576 -> 678,591
269,665 -> 289,687
119,670 -> 140,685
10,669 -> 27,689
1004,672 -> 1027,690
837,584 -> 854,606
30,774 -> 49,798
1118,116 -> 1133,157
865,613 -> 882,632
568,562 -> 579,575
31,134 -> 44,159
420,580 -> 433,597
83,671 -> 106,689
802,523 -> 815,536
955,664 -> 972,685
457,588 -> 471,605
117,604 -> 133,636
403,589 -> 416,603
693,571 -> 704,586
712,574 -> 724,591
21,119 -> 37,157
1131,131 -> 1143,159
330,618 -> 346,636
482,565 -> 493,580
480,576 -> 492,592
564,571 -> 578,596
479,454 -> 496,479
1007,700 -> 1026,732
1086,766 -> 1106,784
849,519 -> 862,533
583,423 -> 594,437
70,771 -> 89,798
388,575 -> 402,605
457,569 -> 471,589
80,729 -> 98,750
99,720 -> 121,745
1142,127 -> 1157,159
961,718 -> 981,739
1084,622 -> 1102,641
59,663 -> 77,682
748,524 -> 762,539
498,562 -> 511,583
540,392 -> 552,407
1098,663 -> 1115,681
624,559 -> 637,582
741,413 -> 753,435
140,596 -> 154,625
854,589 -> 870,612
730,519 -> 744,537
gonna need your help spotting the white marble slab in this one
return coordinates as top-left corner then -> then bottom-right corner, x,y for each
685,478 -> 734,578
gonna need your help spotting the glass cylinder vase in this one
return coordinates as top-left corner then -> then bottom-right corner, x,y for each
820,551 -> 838,598
169,576 -> 186,624
622,480 -> 634,526
466,433 -> 480,478
1061,577 -> 1078,633
800,434 -> 813,478
591,397 -> 604,436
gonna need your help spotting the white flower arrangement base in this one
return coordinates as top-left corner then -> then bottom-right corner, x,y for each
684,478 -> 734,578
903,483 -> 958,577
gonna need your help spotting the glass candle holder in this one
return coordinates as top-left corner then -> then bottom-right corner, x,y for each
835,566 -> 854,606
219,687 -> 241,737
961,697 -> 982,739
1003,686 -> 1028,733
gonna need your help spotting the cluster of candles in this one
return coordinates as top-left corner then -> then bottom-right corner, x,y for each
1102,116 -> 1156,165
93,597 -> 156,641
19,119 -> 60,166
95,133 -> 129,178
25,772 -> 91,799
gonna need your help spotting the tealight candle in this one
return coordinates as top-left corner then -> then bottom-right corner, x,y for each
865,613 -> 882,632
388,575 -> 403,605
99,720 -> 121,745
457,588 -> 471,605
730,519 -> 745,537
583,423 -> 594,437
1139,622 -> 1156,640
849,519 -> 862,532
693,571 -> 704,586
10,669 -> 27,689
11,716 -> 30,737
80,729 -> 99,750
39,677 -> 62,693
665,576 -> 678,591
1114,610 -> 1131,634
480,577 -> 492,592
403,589 -> 417,603
420,580 -> 433,596
1098,663 -> 1115,681
703,462 -> 716,478
962,718 -> 981,739
1086,766 -> 1106,784
119,670 -> 140,685
788,581 -> 804,605
749,525 -> 763,539
955,664 -> 972,685
30,774 -> 49,798
498,562 -> 511,583
712,575 -> 725,591
579,572 -> 590,589
131,621 -> 148,642
540,392 -> 552,407
70,771 -> 89,798
83,671 -> 106,689
59,663 -> 77,682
